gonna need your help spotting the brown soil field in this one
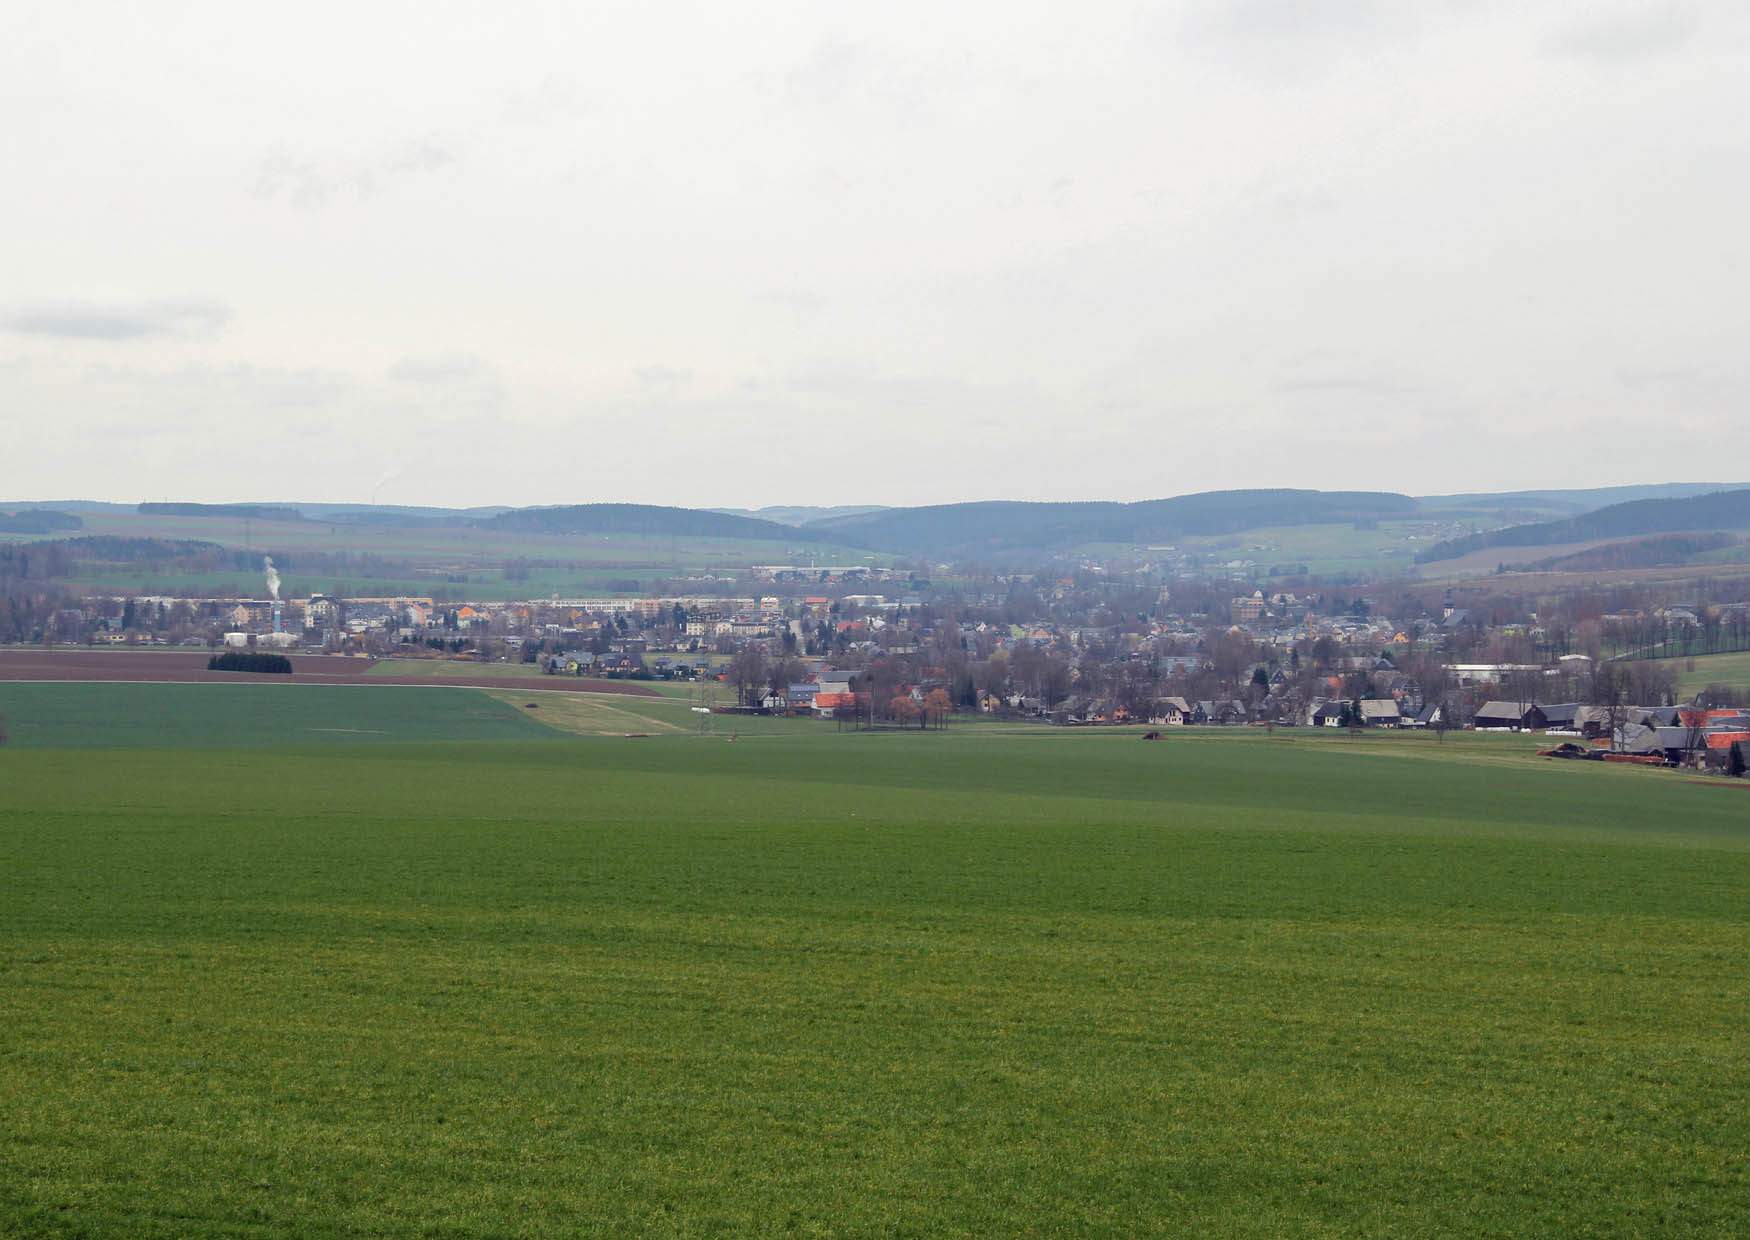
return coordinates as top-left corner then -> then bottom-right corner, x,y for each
0,649 -> 659,696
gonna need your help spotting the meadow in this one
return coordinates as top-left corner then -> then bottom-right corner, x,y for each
0,682 -> 553,748
1638,649 -> 1750,697
2,692 -> 1748,1235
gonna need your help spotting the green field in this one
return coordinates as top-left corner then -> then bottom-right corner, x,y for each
3,691 -> 1748,1234
1641,649 -> 1750,698
0,682 -> 553,748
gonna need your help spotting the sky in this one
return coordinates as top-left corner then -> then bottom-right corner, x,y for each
3,0 -> 1748,508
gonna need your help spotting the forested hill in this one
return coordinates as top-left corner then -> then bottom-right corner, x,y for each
1417,488 -> 1750,563
812,490 -> 1416,557
481,504 -> 850,543
0,509 -> 83,534
138,503 -> 304,521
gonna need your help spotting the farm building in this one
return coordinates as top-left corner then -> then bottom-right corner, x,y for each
1473,701 -> 1548,731
1538,703 -> 1580,731
1149,696 -> 1192,725
1359,700 -> 1402,727
1405,703 -> 1445,729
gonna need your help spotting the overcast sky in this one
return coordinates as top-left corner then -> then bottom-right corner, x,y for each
4,1 -> 1747,508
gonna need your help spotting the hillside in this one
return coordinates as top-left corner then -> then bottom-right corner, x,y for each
0,509 -> 83,534
1418,488 -> 1750,564
814,490 -> 1416,557
481,503 -> 850,543
1418,482 -> 1750,517
1525,533 -> 1742,572
709,505 -> 890,526
138,502 -> 305,521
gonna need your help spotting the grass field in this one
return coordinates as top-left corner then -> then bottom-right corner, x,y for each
483,688 -> 817,737
3,693 -> 1748,1234
1639,649 -> 1750,697
0,682 -> 553,748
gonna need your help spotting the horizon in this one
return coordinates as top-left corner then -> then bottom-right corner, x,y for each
7,480 -> 1750,514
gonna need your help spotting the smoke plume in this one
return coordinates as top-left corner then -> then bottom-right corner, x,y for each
264,556 -> 281,601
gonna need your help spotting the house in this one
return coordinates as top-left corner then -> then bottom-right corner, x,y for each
787,683 -> 819,712
1473,701 -> 1548,731
813,691 -> 848,717
1052,696 -> 1092,725
1359,699 -> 1402,728
1704,730 -> 1750,760
1193,699 -> 1245,725
817,671 -> 857,695
1150,696 -> 1191,725
1310,701 -> 1346,727
1406,703 -> 1445,729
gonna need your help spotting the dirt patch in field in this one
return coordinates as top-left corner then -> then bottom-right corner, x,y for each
0,649 -> 660,696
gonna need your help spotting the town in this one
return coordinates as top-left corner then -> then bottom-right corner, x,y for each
12,554 -> 1747,773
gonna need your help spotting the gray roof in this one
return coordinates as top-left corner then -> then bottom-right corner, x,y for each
1475,700 -> 1540,719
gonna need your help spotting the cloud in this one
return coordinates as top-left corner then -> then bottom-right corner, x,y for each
499,73 -> 594,126
634,365 -> 694,388
383,352 -> 503,419
1274,373 -> 1423,397
1180,0 -> 1393,47
252,136 -> 459,208
1544,3 -> 1699,64
760,288 -> 828,314
386,352 -> 497,385
0,297 -> 231,341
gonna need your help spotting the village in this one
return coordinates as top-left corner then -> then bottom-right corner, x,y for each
19,561 -> 1750,774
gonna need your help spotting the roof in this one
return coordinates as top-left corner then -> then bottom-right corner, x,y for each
1359,699 -> 1402,719
1475,701 -> 1541,719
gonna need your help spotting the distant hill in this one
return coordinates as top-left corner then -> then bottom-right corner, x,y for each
814,490 -> 1417,557
282,503 -> 514,522
709,505 -> 890,527
0,509 -> 83,534
1418,489 -> 1750,563
1418,482 -> 1750,516
1525,533 -> 1743,573
138,502 -> 305,521
482,504 -> 851,543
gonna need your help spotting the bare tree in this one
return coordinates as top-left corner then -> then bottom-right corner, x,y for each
728,646 -> 767,708
1591,663 -> 1629,752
